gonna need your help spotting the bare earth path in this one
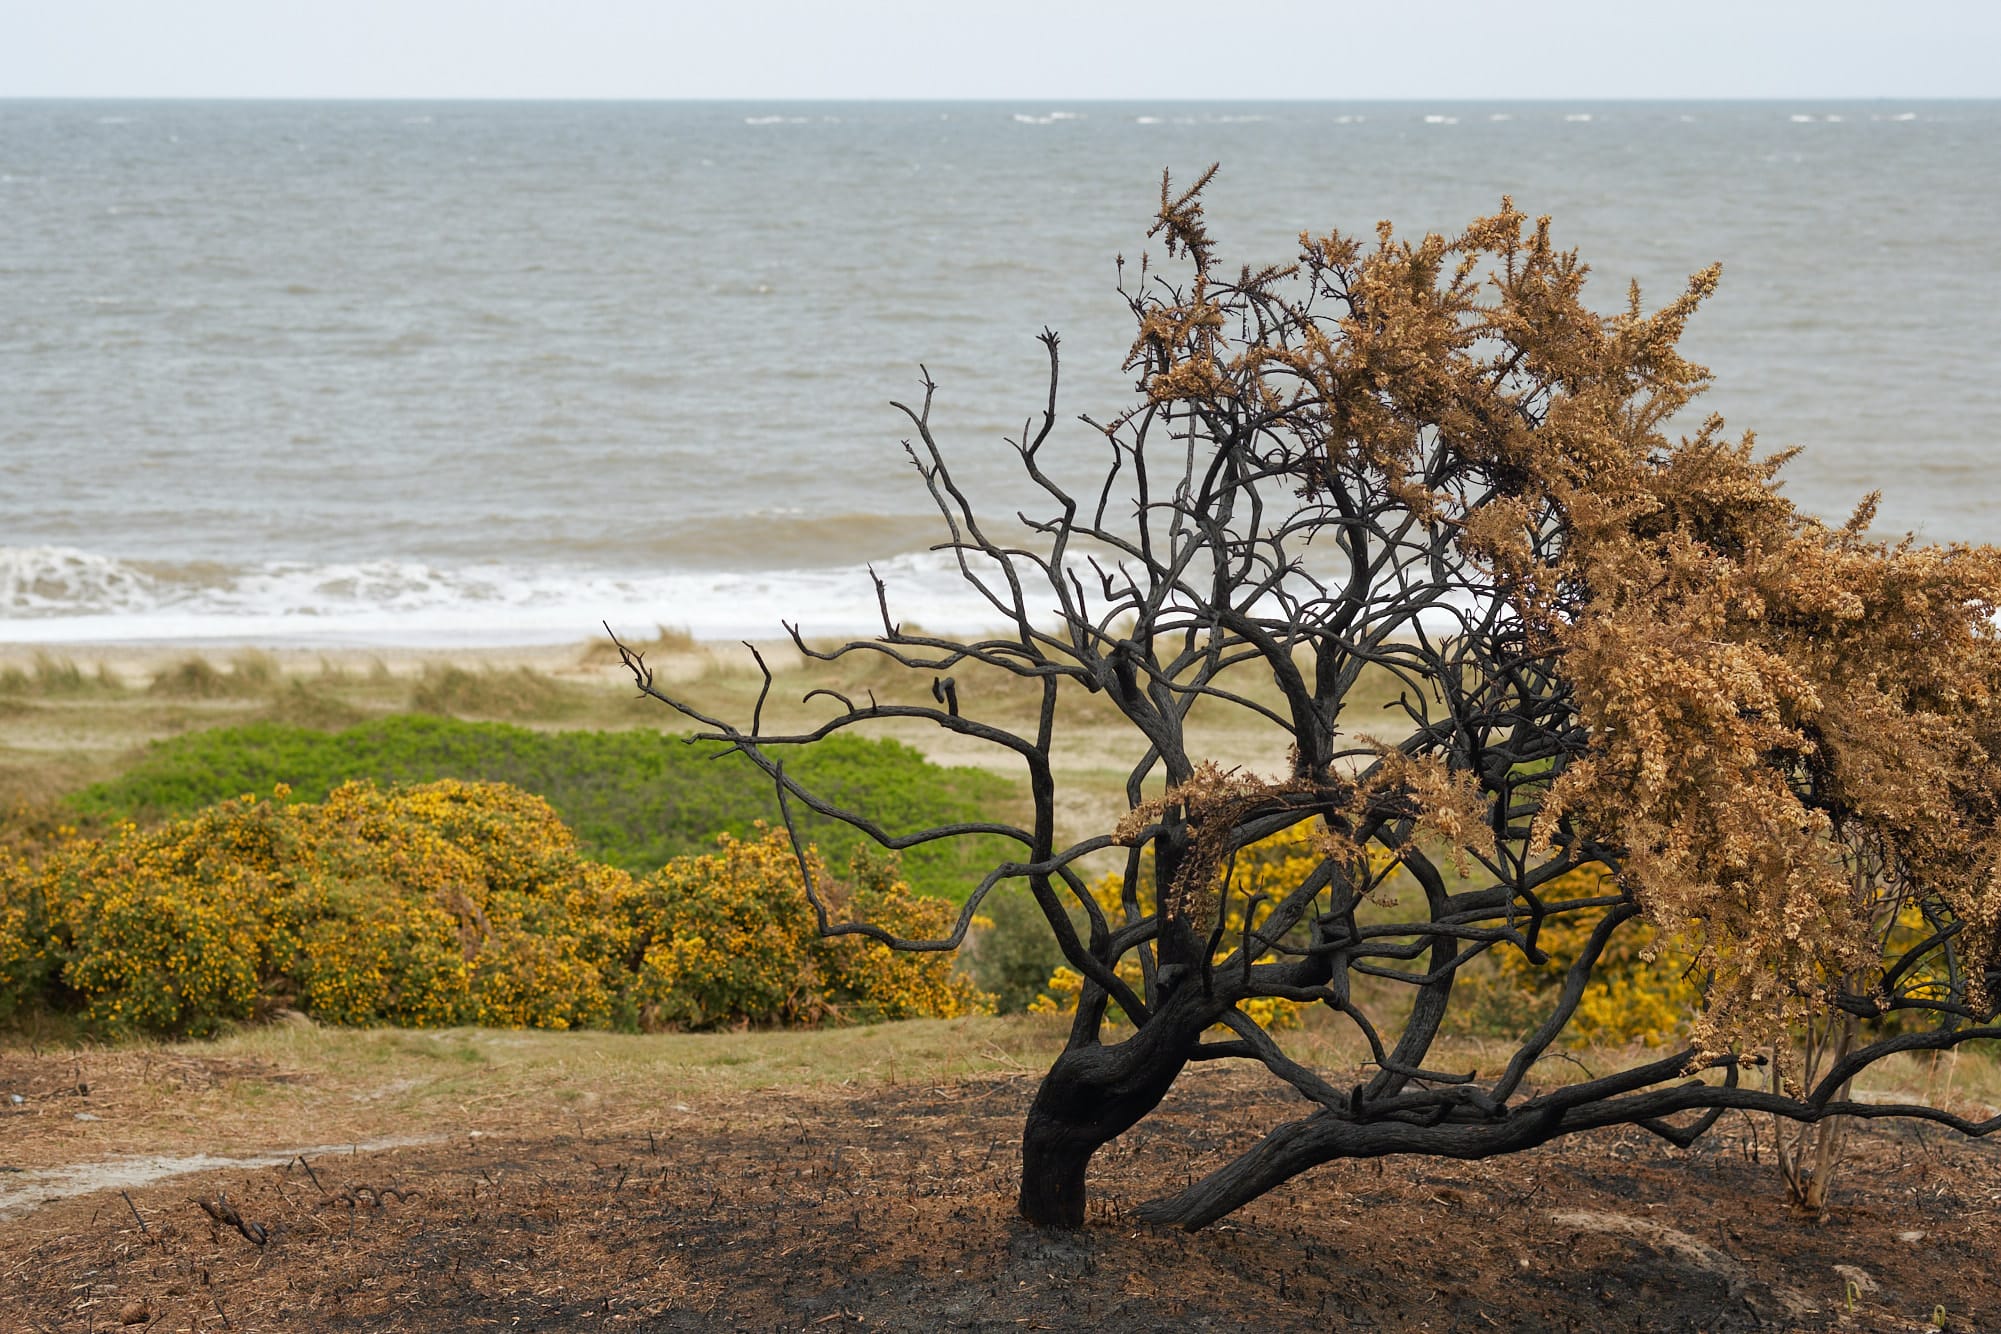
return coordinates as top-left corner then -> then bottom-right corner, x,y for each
2,1037 -> 1998,1332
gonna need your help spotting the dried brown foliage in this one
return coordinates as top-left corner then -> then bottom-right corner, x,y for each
615,170 -> 2001,1229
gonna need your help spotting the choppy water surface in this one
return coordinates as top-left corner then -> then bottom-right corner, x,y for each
3,100 -> 1996,642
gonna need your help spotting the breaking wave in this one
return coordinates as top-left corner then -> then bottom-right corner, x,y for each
0,545 -> 1023,646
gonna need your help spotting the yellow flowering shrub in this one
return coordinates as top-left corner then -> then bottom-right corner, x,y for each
633,828 -> 829,1027
0,784 -> 979,1036
0,802 -> 80,1021
54,847 -> 268,1034
1030,826 -> 1341,1031
1458,865 -> 1702,1047
0,896 -> 37,1021
277,873 -> 472,1027
1025,840 -> 1706,1048
820,847 -> 988,1022
630,828 -> 987,1029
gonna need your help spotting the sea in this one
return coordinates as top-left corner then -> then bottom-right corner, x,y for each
3,100 -> 1996,646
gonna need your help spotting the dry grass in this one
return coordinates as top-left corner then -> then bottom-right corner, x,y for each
3,1013 -> 1992,1181
0,1015 -> 1072,1174
407,663 -> 588,721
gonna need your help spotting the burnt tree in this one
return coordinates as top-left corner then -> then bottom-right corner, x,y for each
616,170 -> 2001,1229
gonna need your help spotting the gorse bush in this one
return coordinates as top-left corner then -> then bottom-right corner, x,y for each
68,715 -> 1018,900
1026,846 -> 1701,1047
1455,865 -> 1701,1047
1031,827 -> 1345,1032
1,781 -> 984,1036
607,178 -> 2001,1230
631,839 -> 976,1028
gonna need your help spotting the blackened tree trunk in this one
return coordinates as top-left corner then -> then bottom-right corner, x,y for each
1017,1000 -> 1211,1227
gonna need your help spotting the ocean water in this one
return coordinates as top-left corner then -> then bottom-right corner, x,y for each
3,100 -> 1996,644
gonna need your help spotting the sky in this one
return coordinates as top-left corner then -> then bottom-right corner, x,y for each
5,0 -> 1999,101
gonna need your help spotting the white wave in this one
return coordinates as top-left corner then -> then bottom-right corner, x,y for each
1488,113 -> 1514,122
0,540 -> 1509,649
744,116 -> 810,125
1134,116 -> 1163,125
1564,113 -> 1593,123
0,546 -> 1033,646
1011,112 -> 1083,125
1789,114 -> 1817,123
0,546 -> 162,617
1423,114 -> 1458,125
1332,115 -> 1365,125
1887,112 -> 1919,121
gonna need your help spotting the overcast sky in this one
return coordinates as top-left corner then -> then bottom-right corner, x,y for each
5,0 -> 1998,101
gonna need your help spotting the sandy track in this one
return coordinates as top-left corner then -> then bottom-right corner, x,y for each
0,1137 -> 439,1222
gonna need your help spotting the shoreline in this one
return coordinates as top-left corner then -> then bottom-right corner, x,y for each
0,542 -> 1014,651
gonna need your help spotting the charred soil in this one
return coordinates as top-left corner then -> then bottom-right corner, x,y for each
1,1056 -> 1996,1333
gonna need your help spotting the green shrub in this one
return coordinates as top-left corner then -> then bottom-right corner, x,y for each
69,715 -> 1019,900
965,887 -> 1066,1014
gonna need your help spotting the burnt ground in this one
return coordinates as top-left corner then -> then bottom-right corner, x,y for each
2,1063 -> 1998,1333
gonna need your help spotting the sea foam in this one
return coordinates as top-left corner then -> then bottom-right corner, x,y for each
0,545 -> 1026,646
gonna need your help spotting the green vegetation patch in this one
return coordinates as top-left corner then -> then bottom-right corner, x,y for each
68,715 -> 1021,901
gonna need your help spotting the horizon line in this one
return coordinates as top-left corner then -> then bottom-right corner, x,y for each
4,94 -> 1994,105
